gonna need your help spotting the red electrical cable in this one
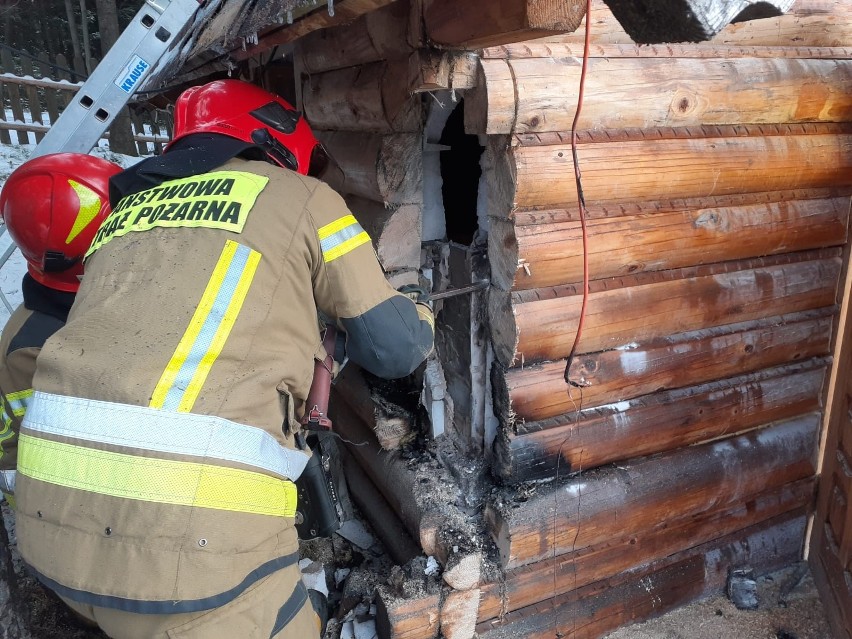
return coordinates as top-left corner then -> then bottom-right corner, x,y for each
563,0 -> 593,388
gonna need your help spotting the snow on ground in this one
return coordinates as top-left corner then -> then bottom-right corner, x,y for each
0,143 -> 145,326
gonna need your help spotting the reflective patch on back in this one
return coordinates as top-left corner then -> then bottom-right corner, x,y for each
87,171 -> 270,256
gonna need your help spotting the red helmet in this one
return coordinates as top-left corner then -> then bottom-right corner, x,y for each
171,79 -> 328,177
0,153 -> 121,293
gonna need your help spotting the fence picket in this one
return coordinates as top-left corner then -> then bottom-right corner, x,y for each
20,53 -> 45,143
37,60 -> 61,126
1,49 -> 30,145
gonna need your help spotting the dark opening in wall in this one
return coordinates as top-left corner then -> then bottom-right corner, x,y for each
439,100 -> 484,246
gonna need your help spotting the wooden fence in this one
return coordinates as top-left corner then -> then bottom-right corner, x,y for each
0,47 -> 171,155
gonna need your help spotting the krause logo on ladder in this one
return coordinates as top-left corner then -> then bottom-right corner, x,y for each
115,55 -> 151,94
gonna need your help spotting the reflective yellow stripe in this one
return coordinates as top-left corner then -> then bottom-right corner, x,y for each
65,179 -> 103,244
150,240 -> 261,412
318,214 -> 371,263
0,388 -> 31,454
18,434 -> 297,518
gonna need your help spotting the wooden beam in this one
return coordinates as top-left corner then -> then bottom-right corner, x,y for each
486,131 -> 852,212
333,363 -> 416,450
231,0 -> 398,62
477,509 -> 808,637
422,0 -> 587,48
296,0 -> 415,74
303,59 -> 422,133
318,131 -> 422,205
489,196 -> 850,291
465,57 -> 852,136
489,251 -> 841,367
496,311 -> 832,421
479,484 -> 813,626
484,414 -> 818,569
492,360 -> 827,482
376,584 -> 441,639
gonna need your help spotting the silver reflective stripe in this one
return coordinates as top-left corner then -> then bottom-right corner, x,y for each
0,469 -> 15,495
23,392 -> 310,481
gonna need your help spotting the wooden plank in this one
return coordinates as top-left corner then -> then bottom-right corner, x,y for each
477,510 -> 807,638
465,57 -> 852,136
811,523 -> 852,639
489,253 -> 842,367
422,0 -> 586,48
496,311 -> 832,422
20,54 -> 45,143
485,414 -> 818,569
488,132 -> 852,212
440,589 -> 481,639
478,483 -> 813,626
1,49 -> 30,145
297,0 -> 414,74
493,360 -> 827,482
489,196 -> 850,291
36,60 -> 61,128
318,131 -> 422,205
302,59 -> 422,133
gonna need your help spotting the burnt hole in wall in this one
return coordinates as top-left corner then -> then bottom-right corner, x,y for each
439,100 -> 484,246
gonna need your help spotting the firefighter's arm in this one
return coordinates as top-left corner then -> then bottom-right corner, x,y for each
306,182 -> 434,379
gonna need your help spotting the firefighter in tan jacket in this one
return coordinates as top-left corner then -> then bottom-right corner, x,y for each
15,80 -> 434,639
0,153 -> 120,503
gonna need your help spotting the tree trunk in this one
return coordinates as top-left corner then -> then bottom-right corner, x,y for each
95,0 -> 136,155
79,0 -> 92,74
63,0 -> 85,76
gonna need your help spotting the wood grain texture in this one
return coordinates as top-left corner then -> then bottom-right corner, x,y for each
485,414 -> 818,569
489,196 -> 850,290
347,196 -> 422,274
465,57 -> 852,135
496,311 -> 833,420
489,252 -> 841,367
423,0 -> 586,48
487,132 -> 852,212
477,510 -> 808,637
493,360 -> 828,482
478,485 -> 813,625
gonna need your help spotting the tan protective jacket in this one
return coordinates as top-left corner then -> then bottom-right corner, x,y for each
16,157 -> 432,612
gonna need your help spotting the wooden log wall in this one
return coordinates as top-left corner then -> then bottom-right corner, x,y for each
466,1 -> 852,635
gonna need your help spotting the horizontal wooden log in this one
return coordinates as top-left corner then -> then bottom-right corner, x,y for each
297,0 -> 414,73
465,57 -> 852,136
489,252 -> 841,367
410,50 -> 479,93
478,482 -> 813,626
318,131 -> 422,205
489,196 -> 849,290
347,196 -> 422,274
376,584 -> 441,639
493,360 -> 827,481
303,59 -> 422,133
510,189 -> 852,225
333,363 -> 415,450
496,310 -> 833,421
342,451 -> 421,564
484,414 -> 818,569
486,132 -> 852,213
422,0 -> 586,48
477,509 -> 808,637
